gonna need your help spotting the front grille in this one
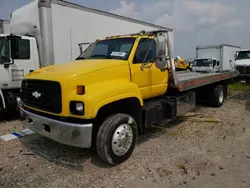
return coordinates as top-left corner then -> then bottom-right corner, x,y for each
236,66 -> 245,74
245,66 -> 250,74
21,80 -> 62,114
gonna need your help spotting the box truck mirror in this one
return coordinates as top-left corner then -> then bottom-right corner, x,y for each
234,53 -> 237,60
217,61 -> 219,66
4,63 -> 10,69
213,60 -> 217,67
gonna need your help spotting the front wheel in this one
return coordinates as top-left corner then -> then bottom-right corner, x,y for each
96,113 -> 138,165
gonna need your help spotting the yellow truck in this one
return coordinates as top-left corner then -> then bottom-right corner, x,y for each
174,56 -> 192,71
20,30 -> 238,165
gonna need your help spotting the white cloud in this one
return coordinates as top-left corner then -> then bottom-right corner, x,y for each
110,0 -> 138,18
223,20 -> 246,28
110,0 -> 249,56
110,0 -> 236,32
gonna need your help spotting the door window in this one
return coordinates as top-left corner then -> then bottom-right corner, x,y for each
0,38 -> 10,64
134,38 -> 156,64
11,39 -> 30,59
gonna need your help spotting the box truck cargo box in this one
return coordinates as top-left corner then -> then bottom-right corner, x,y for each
193,44 -> 240,73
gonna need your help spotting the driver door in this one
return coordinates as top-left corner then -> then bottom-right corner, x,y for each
0,38 -> 12,89
130,38 -> 168,99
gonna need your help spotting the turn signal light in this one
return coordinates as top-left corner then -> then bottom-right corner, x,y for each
77,85 -> 85,95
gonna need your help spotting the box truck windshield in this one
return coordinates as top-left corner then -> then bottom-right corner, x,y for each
76,38 -> 135,60
194,59 -> 212,67
236,51 -> 250,60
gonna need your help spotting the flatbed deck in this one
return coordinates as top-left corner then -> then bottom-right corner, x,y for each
169,70 -> 238,92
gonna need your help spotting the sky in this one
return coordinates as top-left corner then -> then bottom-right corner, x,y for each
0,0 -> 249,57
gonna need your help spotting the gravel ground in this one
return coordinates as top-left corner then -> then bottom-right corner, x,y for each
1,96 -> 250,188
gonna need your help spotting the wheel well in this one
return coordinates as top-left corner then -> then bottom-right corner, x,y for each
95,97 -> 142,134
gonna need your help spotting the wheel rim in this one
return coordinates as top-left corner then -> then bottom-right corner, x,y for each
219,89 -> 224,103
112,124 -> 133,156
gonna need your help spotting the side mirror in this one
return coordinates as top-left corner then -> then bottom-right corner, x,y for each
155,34 -> 167,69
4,63 -> 10,69
213,61 -> 216,67
217,61 -> 219,66
234,53 -> 237,60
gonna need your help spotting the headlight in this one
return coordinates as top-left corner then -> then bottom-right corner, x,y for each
76,102 -> 84,112
70,101 -> 84,115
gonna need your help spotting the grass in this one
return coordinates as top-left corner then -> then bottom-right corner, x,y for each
228,82 -> 250,96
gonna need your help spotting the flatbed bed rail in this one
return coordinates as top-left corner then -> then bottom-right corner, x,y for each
169,70 -> 239,92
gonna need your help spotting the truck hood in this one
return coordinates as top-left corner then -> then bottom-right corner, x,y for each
26,59 -> 127,81
235,59 -> 250,66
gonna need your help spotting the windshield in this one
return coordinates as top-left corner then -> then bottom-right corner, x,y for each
0,37 -> 10,64
76,38 -> 135,60
193,59 -> 212,67
236,51 -> 250,60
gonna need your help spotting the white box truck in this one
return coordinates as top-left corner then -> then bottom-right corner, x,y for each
0,20 -> 10,34
192,44 -> 240,73
235,49 -> 250,80
0,0 -> 173,119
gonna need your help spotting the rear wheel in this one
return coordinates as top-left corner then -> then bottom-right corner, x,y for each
211,85 -> 224,107
96,113 -> 138,165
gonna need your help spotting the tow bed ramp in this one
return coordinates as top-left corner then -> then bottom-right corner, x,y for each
169,71 -> 239,92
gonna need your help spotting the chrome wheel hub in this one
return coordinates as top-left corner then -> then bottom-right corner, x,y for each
112,124 -> 133,156
219,90 -> 224,103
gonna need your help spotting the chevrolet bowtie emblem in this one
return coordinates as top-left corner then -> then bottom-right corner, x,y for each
32,91 -> 41,98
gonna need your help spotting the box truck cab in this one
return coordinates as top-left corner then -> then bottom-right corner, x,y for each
192,57 -> 219,73
235,49 -> 250,78
0,35 -> 39,88
0,0 -> 173,119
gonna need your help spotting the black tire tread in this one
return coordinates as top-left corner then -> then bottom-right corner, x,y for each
0,101 -> 4,121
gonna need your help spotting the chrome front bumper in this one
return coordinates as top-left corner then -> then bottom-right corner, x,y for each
20,107 -> 92,148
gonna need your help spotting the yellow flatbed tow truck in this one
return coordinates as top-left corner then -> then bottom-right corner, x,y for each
20,30 -> 238,165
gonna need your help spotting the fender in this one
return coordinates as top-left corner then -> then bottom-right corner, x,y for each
67,80 -> 143,119
0,89 -> 6,109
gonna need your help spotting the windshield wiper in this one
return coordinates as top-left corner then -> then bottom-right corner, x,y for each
75,56 -> 85,60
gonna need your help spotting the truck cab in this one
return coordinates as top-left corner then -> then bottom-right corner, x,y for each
235,49 -> 250,79
0,34 -> 39,89
0,34 -> 39,118
192,57 -> 219,73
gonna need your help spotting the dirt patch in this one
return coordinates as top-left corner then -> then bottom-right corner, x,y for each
1,98 -> 250,188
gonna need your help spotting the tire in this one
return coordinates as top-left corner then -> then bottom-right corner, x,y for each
0,105 -> 4,121
211,85 -> 224,107
96,113 -> 138,165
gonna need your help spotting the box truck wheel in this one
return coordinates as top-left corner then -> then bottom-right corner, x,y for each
0,104 -> 4,121
211,85 -> 224,107
96,113 -> 138,165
